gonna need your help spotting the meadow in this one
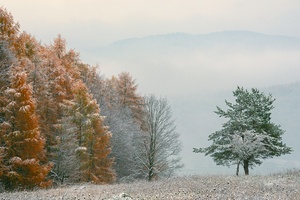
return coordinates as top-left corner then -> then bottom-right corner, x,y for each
1,169 -> 299,199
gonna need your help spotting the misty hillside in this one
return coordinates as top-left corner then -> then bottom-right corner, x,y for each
97,31 -> 300,53
86,31 -> 300,175
86,31 -> 300,96
91,31 -> 300,65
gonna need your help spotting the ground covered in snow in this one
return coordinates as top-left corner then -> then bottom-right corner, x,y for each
1,170 -> 299,199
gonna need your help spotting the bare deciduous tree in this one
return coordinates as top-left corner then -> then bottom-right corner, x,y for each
136,95 -> 183,181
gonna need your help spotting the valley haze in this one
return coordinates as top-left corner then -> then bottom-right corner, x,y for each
84,31 -> 300,175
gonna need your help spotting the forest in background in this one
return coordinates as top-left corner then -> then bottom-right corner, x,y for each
0,7 -> 182,191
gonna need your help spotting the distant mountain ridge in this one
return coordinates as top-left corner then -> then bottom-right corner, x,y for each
96,31 -> 300,52
89,30 -> 300,97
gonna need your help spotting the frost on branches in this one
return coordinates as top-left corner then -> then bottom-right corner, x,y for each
194,87 -> 292,175
0,70 -> 52,190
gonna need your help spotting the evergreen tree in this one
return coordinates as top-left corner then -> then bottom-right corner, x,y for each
194,87 -> 292,175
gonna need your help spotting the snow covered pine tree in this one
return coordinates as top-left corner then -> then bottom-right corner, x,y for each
193,87 -> 292,175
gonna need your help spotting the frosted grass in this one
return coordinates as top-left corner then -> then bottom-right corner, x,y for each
1,169 -> 299,199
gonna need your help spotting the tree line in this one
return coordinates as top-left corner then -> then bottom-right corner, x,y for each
0,7 -> 182,190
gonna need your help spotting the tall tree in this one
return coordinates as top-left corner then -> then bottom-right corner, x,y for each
194,87 -> 292,175
100,73 -> 148,181
0,63 -> 52,189
82,71 -> 145,181
38,36 -> 79,184
137,95 -> 183,181
70,81 -> 115,183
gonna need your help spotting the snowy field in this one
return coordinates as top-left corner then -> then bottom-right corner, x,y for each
1,169 -> 299,200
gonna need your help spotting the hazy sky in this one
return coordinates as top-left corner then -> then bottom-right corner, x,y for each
3,0 -> 300,50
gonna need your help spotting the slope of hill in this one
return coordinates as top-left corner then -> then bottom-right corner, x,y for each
85,31 -> 300,96
97,31 -> 300,53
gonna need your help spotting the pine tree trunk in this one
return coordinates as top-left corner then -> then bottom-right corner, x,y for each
243,160 -> 249,175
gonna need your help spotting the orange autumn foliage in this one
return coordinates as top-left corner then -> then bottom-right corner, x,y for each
71,81 -> 115,183
0,63 -> 52,190
0,7 -> 19,47
1,7 -> 116,187
109,72 -> 146,131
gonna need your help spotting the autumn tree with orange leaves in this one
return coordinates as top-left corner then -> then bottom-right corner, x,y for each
0,7 -> 52,190
0,62 -> 52,190
38,37 -> 76,183
70,81 -> 115,183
